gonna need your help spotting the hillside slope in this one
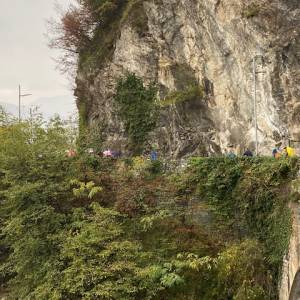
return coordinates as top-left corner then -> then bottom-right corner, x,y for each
0,112 -> 299,299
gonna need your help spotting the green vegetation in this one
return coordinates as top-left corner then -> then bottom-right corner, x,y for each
0,108 -> 299,299
183,157 -> 298,287
77,120 -> 106,154
161,84 -> 204,107
242,3 -> 260,19
114,73 -> 159,154
77,101 -> 88,144
121,0 -> 148,36
77,0 -> 148,71
50,0 -> 148,72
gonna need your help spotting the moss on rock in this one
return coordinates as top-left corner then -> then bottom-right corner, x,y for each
161,84 -> 205,107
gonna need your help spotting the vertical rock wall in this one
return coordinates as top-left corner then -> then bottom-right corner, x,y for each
279,203 -> 300,300
76,0 -> 300,157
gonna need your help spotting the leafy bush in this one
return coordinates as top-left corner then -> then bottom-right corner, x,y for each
0,108 -> 298,299
0,114 -> 76,299
181,157 -> 298,294
114,73 -> 159,154
146,160 -> 164,175
214,240 -> 271,299
35,203 -> 146,300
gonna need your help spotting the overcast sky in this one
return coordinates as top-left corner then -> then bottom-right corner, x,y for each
0,0 -> 75,113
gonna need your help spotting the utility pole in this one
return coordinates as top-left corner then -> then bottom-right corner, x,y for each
18,85 -> 32,122
18,85 -> 21,122
253,57 -> 258,156
252,50 -> 265,156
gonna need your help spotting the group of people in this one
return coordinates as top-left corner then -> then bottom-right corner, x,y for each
102,149 -> 159,160
227,146 -> 254,159
66,147 -> 159,161
102,149 -> 122,158
66,143 -> 297,161
272,144 -> 296,159
226,143 -> 297,159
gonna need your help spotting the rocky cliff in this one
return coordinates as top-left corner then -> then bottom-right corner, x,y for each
75,0 -> 300,157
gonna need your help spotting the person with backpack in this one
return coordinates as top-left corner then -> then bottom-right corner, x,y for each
272,143 -> 282,159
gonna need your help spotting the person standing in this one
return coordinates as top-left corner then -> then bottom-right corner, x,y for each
150,149 -> 158,161
227,145 -> 236,159
272,143 -> 282,159
286,146 -> 296,157
243,148 -> 253,157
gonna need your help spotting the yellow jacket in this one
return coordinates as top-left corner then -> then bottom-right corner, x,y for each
286,147 -> 296,157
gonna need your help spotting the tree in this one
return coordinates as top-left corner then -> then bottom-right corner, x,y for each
47,1 -> 96,74
37,203 -> 144,300
0,111 -> 76,298
47,0 -> 121,74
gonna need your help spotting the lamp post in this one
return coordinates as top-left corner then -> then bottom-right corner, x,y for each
18,85 -> 32,122
252,49 -> 265,156
253,57 -> 258,156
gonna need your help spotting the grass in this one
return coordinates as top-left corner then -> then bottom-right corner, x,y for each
160,85 -> 205,107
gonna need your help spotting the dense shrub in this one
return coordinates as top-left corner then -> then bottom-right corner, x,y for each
0,109 -> 298,299
114,73 -> 159,154
180,157 -> 298,294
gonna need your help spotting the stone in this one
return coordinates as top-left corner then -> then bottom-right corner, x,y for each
279,203 -> 300,300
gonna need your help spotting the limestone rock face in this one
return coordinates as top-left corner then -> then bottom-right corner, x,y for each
76,0 -> 300,157
279,203 -> 300,300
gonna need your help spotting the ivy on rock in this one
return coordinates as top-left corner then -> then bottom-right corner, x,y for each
114,73 -> 158,154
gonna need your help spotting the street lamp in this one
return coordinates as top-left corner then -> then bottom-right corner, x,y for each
18,84 -> 32,122
252,48 -> 265,156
